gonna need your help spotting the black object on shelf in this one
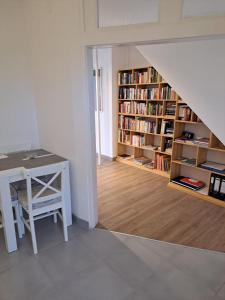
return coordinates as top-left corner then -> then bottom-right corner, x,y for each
209,173 -> 225,201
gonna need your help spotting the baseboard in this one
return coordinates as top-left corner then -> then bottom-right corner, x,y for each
96,154 -> 116,161
73,215 -> 90,229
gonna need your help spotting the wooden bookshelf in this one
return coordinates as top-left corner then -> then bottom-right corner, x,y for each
117,66 -> 225,207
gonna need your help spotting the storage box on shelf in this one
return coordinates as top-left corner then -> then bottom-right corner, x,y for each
117,67 -> 225,206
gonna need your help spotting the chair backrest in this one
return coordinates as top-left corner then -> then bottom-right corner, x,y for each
23,162 -> 66,209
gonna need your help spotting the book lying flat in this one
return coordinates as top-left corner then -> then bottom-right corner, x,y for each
118,154 -> 132,160
181,158 -> 196,166
200,161 -> 225,173
172,176 -> 205,191
134,157 -> 151,165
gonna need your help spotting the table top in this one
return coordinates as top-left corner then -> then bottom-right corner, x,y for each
0,149 -> 67,172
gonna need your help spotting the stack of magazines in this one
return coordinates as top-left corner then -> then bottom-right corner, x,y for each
172,176 -> 205,191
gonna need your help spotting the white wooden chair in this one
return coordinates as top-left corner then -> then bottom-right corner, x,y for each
18,162 -> 68,254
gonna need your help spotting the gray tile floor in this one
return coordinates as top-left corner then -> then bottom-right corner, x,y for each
0,218 -> 225,300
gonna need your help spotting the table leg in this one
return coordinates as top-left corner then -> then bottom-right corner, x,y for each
0,177 -> 17,252
64,163 -> 72,226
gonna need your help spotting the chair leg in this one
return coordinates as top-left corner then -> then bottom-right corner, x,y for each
29,215 -> 38,254
61,206 -> 68,242
14,203 -> 24,239
53,211 -> 57,224
19,204 -> 25,235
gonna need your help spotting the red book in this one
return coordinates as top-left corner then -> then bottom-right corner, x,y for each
180,177 -> 204,188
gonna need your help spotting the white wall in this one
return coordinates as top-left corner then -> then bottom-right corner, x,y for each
0,0 -> 39,153
137,39 -> 225,144
24,0 -> 97,225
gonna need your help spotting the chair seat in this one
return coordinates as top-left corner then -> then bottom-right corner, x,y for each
18,188 -> 61,211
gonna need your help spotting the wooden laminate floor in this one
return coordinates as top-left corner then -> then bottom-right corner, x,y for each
97,160 -> 225,253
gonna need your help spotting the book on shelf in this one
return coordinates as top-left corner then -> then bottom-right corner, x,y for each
120,117 -> 156,134
209,174 -> 225,200
147,103 -> 163,116
149,67 -> 160,83
134,156 -> 151,165
178,105 -> 191,121
175,131 -> 194,143
119,87 -> 135,99
118,72 -> 133,85
180,157 -> 197,166
155,153 -> 171,172
136,87 -> 160,100
164,138 -> 173,152
119,101 -> 147,115
172,176 -> 205,191
161,120 -> 174,135
133,70 -> 148,84
118,129 -> 131,144
143,161 -> 155,169
117,154 -> 132,160
165,102 -> 176,116
131,134 -> 145,147
192,137 -> 209,147
160,86 -> 172,99
200,161 -> 225,174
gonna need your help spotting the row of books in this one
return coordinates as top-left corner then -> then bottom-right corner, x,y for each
165,102 -> 176,116
136,88 -> 159,100
209,173 -> 225,200
131,134 -> 145,147
119,87 -> 136,99
118,72 -> 133,85
148,103 -> 163,116
118,130 -> 130,144
155,154 -> 171,172
119,116 -> 174,135
118,87 -> 178,100
119,116 -> 157,134
119,102 -> 163,116
118,68 -> 163,85
119,101 -> 147,115
149,68 -> 162,83
133,71 -> 148,84
119,87 -> 159,100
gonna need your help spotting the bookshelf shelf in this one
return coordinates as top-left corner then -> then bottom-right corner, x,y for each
172,160 -> 225,177
116,157 -> 170,178
118,113 -> 175,120
175,120 -> 203,124
118,99 -> 176,102
117,66 -> 225,205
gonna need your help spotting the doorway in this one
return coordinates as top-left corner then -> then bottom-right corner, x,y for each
88,42 -> 225,253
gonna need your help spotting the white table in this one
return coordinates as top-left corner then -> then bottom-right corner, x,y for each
0,149 -> 72,253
